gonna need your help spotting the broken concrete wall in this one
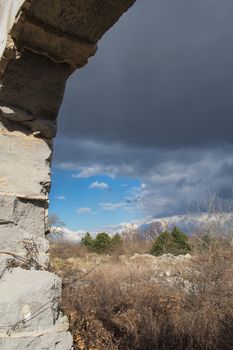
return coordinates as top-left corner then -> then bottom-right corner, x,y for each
0,0 -> 136,349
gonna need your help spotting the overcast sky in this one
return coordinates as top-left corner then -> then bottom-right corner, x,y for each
50,0 -> 233,230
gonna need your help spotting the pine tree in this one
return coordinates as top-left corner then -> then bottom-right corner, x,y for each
151,227 -> 191,256
81,232 -> 94,249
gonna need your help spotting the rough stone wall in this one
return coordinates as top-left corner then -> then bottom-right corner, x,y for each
0,0 -> 136,349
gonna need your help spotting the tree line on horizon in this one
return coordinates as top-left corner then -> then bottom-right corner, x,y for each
81,226 -> 192,256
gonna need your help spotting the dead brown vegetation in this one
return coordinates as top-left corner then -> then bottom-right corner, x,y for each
50,239 -> 233,350
50,238 -> 152,260
50,242 -> 89,260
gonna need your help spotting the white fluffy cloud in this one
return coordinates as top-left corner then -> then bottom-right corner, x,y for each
71,164 -> 117,178
76,207 -> 92,215
89,181 -> 109,190
49,226 -> 86,242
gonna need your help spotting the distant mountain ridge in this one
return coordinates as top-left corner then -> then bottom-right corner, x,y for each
48,212 -> 233,242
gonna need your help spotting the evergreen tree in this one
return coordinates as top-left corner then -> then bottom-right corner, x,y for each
81,232 -> 94,249
151,227 -> 191,256
171,226 -> 191,255
110,233 -> 123,251
93,232 -> 112,253
150,231 -> 173,256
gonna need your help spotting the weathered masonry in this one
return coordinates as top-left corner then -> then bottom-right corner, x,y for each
0,1 -> 135,348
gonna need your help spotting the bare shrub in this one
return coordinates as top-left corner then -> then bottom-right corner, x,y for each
189,189 -> 233,246
56,241 -> 233,350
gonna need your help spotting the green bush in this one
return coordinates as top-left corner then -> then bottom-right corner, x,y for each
81,232 -> 123,254
81,232 -> 94,249
171,226 -> 191,255
93,232 -> 112,253
110,233 -> 123,250
151,226 -> 191,256
150,231 -> 173,256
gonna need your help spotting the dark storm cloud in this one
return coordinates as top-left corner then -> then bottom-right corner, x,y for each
58,0 -> 233,148
54,0 -> 233,217
54,136 -> 233,217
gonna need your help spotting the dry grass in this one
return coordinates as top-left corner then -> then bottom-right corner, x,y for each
50,242 -> 89,260
50,239 -> 152,260
50,239 -> 233,350
115,239 -> 153,256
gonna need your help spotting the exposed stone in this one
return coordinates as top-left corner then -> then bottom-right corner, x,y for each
0,0 -> 136,348
0,257 -> 10,279
0,195 -> 46,236
0,105 -> 34,122
0,268 -> 73,349
0,268 -> 62,330
13,13 -> 97,69
0,50 -> 71,119
0,105 -> 57,138
0,195 -> 49,266
0,331 -> 73,350
0,0 -> 25,58
0,35 -> 15,78
28,0 -> 136,44
24,118 -> 57,138
0,119 -> 51,195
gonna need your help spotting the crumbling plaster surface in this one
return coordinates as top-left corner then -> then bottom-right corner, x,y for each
0,0 -> 136,348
